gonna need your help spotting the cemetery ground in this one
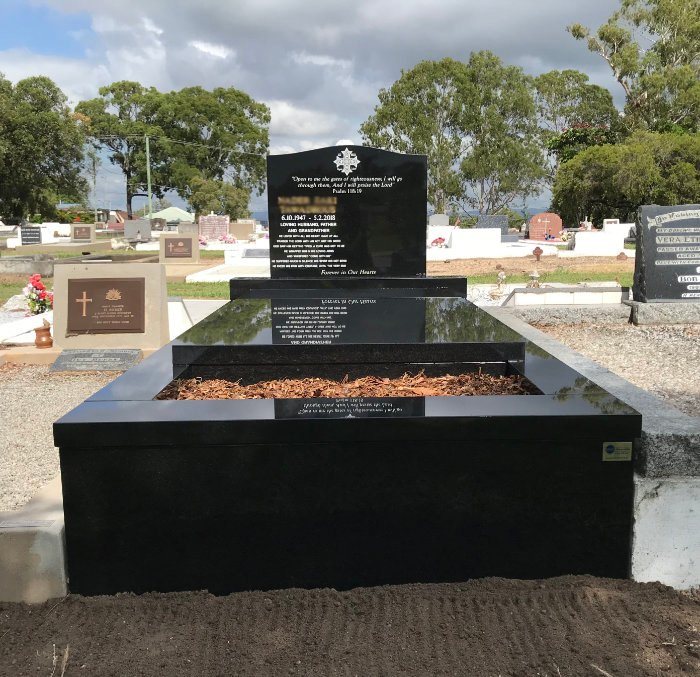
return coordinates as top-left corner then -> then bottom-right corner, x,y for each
2,254 -> 699,675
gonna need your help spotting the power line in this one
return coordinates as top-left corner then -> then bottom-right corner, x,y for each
92,134 -> 268,158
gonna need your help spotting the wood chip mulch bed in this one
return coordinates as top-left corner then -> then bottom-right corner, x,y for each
156,371 -> 536,400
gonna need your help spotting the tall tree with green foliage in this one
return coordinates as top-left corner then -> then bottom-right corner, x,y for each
552,131 -> 700,224
568,0 -> 700,132
77,81 -> 166,218
359,58 -> 471,213
156,86 -> 269,205
77,82 -> 270,218
0,74 -> 86,219
533,70 -> 620,183
187,177 -> 250,219
360,54 -> 544,214
457,51 -> 544,214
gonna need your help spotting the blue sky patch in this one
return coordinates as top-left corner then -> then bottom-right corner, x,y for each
0,1 -> 92,58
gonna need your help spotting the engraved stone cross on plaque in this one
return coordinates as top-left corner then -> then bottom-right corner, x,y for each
76,291 -> 93,317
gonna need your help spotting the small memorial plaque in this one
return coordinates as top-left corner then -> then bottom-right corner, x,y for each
67,278 -> 146,334
634,204 -> 700,301
72,225 -> 92,240
267,145 -> 427,278
274,397 -> 425,419
20,226 -> 42,245
199,214 -> 229,240
51,348 -> 142,372
163,237 -> 193,258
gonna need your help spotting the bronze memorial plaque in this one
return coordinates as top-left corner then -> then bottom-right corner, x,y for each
67,278 -> 146,334
164,237 -> 193,258
72,225 -> 91,240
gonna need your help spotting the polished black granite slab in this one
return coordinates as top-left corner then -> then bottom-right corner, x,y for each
268,146 -> 427,278
230,276 -> 467,298
55,297 -> 641,595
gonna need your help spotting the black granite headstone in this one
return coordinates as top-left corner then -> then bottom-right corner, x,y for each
267,146 -> 427,278
20,226 -> 42,245
633,204 -> 700,302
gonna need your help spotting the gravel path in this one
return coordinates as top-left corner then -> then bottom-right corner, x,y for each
0,365 -> 116,512
1,307 -> 698,513
514,306 -> 700,418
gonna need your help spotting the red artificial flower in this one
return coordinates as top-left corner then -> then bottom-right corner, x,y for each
34,281 -> 45,291
39,290 -> 47,300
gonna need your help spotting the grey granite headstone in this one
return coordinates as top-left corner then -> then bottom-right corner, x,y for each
243,248 -> 271,259
633,204 -> 700,302
51,349 -> 143,372
124,219 -> 151,241
428,214 -> 450,226
177,222 -> 199,236
476,215 -> 509,236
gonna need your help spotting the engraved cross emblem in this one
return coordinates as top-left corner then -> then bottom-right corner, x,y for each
75,291 -> 93,317
334,148 -> 360,176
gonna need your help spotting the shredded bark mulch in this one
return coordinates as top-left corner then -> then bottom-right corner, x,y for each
156,371 -> 535,400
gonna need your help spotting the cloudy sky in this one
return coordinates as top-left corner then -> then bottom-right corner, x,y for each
0,0 -> 621,212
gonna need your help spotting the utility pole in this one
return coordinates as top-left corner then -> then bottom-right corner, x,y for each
145,135 -> 153,220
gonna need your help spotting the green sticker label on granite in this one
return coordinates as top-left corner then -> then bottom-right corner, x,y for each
602,441 -> 633,462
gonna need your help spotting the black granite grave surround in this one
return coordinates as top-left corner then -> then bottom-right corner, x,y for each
230,276 -> 467,299
634,204 -> 700,302
55,295 -> 641,596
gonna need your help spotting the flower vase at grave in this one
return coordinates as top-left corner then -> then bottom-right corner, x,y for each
34,318 -> 53,349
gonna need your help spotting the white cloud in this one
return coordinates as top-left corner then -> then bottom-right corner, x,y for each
267,100 -> 344,138
188,41 -> 233,60
292,53 -> 351,69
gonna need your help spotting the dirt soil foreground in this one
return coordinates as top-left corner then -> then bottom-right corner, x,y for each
427,255 -> 635,278
1,577 -> 698,676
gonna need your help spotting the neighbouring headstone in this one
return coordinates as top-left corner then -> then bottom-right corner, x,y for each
267,145 -> 427,278
71,223 -> 96,243
159,233 -> 200,264
51,349 -> 142,372
199,214 -> 229,240
177,222 -> 199,236
229,220 -> 256,240
476,214 -> 508,236
428,213 -> 450,227
634,204 -> 700,302
20,226 -> 42,246
123,219 -> 151,241
52,262 -> 168,350
528,212 -> 562,241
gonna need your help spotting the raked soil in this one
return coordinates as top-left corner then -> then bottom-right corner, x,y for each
1,577 -> 699,676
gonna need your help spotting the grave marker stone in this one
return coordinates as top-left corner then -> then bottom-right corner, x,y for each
634,204 -> 700,302
267,145 -> 427,278
71,224 -> 96,243
428,214 -> 450,226
529,212 -> 562,241
123,219 -> 151,241
53,263 -> 168,350
20,226 -> 42,246
476,214 -> 508,236
199,214 -> 229,240
159,234 -> 200,264
51,349 -> 142,372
